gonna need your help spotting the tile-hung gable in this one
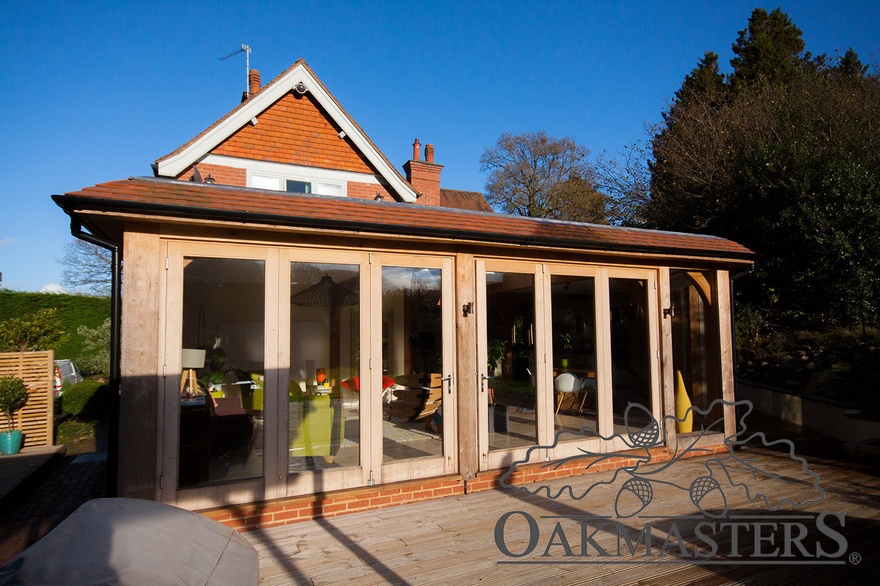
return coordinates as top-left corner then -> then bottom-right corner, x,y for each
153,59 -> 424,204
54,59 -> 754,530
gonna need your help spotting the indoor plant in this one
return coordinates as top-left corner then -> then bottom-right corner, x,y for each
0,375 -> 29,455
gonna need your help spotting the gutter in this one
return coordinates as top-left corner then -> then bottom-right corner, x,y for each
68,217 -> 120,497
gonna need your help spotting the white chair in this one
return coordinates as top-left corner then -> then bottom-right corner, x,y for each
554,372 -> 584,414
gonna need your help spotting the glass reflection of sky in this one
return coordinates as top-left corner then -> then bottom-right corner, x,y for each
382,267 -> 441,291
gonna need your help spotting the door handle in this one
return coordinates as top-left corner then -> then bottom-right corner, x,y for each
441,374 -> 453,394
480,374 -> 491,393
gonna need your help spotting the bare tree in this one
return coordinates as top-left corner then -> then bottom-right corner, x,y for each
60,239 -> 112,296
480,131 -> 605,223
593,142 -> 652,227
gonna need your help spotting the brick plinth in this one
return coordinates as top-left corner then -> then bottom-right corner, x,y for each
198,443 -> 728,532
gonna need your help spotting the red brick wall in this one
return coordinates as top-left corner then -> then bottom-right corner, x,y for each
213,92 -> 376,174
347,181 -> 396,201
176,163 -> 246,186
199,443 -> 728,532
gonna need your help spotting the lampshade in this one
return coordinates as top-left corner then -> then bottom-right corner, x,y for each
291,275 -> 358,307
181,348 -> 206,369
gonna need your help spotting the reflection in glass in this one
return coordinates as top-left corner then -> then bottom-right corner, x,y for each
382,266 -> 444,462
179,257 -> 265,489
551,275 -> 598,439
485,271 -> 537,451
671,270 -> 722,429
609,278 -> 653,435
289,263 -> 360,472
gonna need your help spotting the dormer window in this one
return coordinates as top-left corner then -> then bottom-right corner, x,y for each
286,180 -> 311,194
249,171 -> 345,197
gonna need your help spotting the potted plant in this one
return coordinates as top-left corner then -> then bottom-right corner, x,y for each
0,375 -> 29,455
559,332 -> 573,370
487,339 -> 506,377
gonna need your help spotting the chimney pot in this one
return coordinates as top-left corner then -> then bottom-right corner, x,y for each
425,144 -> 434,164
249,69 -> 261,97
412,138 -> 421,161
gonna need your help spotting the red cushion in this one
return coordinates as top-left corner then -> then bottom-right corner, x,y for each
341,376 -> 395,393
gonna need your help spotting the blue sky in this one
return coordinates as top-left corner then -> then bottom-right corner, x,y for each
1,1 -> 877,293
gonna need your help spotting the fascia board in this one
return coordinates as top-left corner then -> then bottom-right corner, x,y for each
156,64 -> 417,203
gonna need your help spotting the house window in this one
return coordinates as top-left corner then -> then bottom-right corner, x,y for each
250,175 -> 280,191
286,180 -> 311,194
249,172 -> 345,197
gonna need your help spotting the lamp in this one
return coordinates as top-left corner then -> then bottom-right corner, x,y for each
180,348 -> 206,397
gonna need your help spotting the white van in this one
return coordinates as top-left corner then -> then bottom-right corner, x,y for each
54,360 -> 84,397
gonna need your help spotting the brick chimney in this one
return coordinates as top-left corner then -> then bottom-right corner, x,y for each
403,138 -> 443,206
249,69 -> 261,97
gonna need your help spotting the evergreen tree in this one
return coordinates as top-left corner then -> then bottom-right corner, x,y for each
646,8 -> 880,327
730,8 -> 806,87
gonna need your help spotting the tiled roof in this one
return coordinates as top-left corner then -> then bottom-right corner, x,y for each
55,178 -> 754,262
439,189 -> 493,213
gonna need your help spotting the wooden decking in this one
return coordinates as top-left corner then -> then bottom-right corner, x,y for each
247,432 -> 880,584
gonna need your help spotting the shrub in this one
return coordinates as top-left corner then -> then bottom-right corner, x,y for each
61,379 -> 110,420
0,376 -> 29,432
76,318 -> 111,375
0,308 -> 67,353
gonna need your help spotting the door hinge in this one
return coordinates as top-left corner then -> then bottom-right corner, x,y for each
159,475 -> 165,489
163,364 -> 167,377
369,358 -> 373,370
165,257 -> 169,270
369,253 -> 373,264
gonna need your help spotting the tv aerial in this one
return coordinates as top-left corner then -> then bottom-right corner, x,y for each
218,44 -> 251,96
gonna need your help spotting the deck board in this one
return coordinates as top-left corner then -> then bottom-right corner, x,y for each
247,442 -> 880,584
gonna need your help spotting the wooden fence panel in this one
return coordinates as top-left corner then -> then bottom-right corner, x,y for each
0,351 -> 54,447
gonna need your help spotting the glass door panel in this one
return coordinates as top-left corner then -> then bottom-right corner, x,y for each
289,262 -> 361,473
670,270 -> 722,429
381,266 -> 445,463
485,270 -> 538,451
609,277 -> 654,436
178,257 -> 265,489
550,274 -> 599,440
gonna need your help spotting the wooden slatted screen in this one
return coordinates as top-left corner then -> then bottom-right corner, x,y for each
0,351 -> 54,447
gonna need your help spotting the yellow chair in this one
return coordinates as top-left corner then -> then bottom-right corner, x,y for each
289,394 -> 335,457
241,373 -> 264,412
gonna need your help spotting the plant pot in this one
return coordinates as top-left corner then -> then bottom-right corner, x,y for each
0,430 -> 22,455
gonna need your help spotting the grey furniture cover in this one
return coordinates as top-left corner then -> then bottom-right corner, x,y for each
0,498 -> 258,585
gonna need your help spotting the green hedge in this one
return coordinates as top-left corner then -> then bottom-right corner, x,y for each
0,290 -> 109,361
61,379 -> 110,420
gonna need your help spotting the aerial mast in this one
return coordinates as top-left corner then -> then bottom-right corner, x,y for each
218,44 -> 252,97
